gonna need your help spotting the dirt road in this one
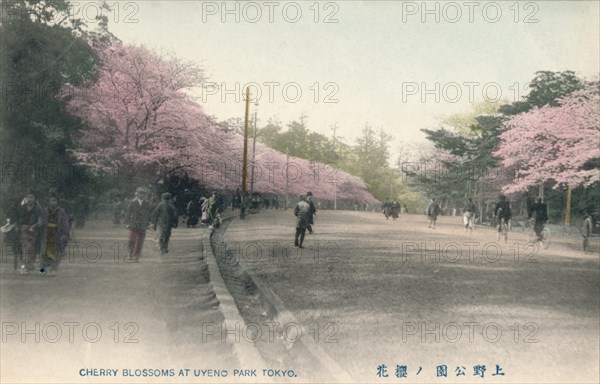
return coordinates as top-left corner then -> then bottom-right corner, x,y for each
222,210 -> 599,383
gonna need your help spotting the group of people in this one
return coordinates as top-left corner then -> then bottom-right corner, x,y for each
124,187 -> 180,260
3,187 -> 194,275
184,191 -> 223,228
124,187 -> 223,260
424,195 -> 548,241
293,192 -> 317,248
0,190 -> 72,275
382,198 -> 403,220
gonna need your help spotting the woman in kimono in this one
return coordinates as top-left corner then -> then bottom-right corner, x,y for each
39,194 -> 71,275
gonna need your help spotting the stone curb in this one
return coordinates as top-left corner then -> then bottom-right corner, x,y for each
202,226 -> 272,379
220,216 -> 354,383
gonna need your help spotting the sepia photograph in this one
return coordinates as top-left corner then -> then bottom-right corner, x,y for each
1,1 -> 599,383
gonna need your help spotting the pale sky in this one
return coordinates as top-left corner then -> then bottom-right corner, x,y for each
100,0 -> 599,155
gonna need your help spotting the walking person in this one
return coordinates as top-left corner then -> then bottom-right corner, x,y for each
528,197 -> 548,241
391,199 -> 400,221
426,198 -> 441,229
124,187 -> 152,262
463,197 -> 477,234
186,197 -> 200,228
200,194 -> 210,225
294,195 -> 311,248
17,192 -> 43,274
306,191 -> 317,234
39,193 -> 71,275
382,198 -> 391,220
205,191 -> 218,227
493,195 -> 513,242
152,193 -> 178,255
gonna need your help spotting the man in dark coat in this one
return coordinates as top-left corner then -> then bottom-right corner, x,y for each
294,195 -> 311,248
124,187 -> 152,261
528,197 -> 548,240
427,198 -> 442,229
17,192 -> 43,274
152,193 -> 178,255
306,191 -> 317,234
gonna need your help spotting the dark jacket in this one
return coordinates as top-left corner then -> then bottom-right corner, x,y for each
494,201 -> 512,219
528,202 -> 548,222
464,201 -> 476,214
124,199 -> 152,230
307,197 -> 317,223
427,202 -> 441,217
294,200 -> 311,229
153,200 -> 178,228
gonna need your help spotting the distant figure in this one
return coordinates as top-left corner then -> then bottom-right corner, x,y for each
39,193 -> 71,275
294,195 -> 311,248
528,197 -> 548,241
17,192 -> 42,274
124,187 -> 152,262
201,195 -> 210,225
152,193 -> 178,255
1,218 -> 19,270
382,198 -> 391,220
208,191 -> 218,224
186,197 -> 200,228
494,195 -> 512,234
306,191 -> 317,234
426,198 -> 441,229
463,198 -> 477,234
233,188 -> 242,211
391,200 -> 400,220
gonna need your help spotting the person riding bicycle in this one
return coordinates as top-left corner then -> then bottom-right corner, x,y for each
494,195 -> 512,234
528,197 -> 548,241
463,197 -> 477,232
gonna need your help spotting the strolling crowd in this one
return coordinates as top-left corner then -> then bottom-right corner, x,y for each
1,190 -> 72,276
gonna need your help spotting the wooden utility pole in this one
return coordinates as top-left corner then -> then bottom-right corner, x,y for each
565,186 -> 572,225
242,87 -> 251,195
250,107 -> 258,195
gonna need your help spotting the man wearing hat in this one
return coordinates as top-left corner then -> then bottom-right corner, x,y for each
124,187 -> 152,261
152,192 -> 178,255
17,191 -> 43,274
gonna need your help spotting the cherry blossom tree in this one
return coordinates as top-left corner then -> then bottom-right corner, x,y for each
63,42 -> 208,180
495,84 -> 599,194
191,134 -> 375,201
64,42 -> 375,201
